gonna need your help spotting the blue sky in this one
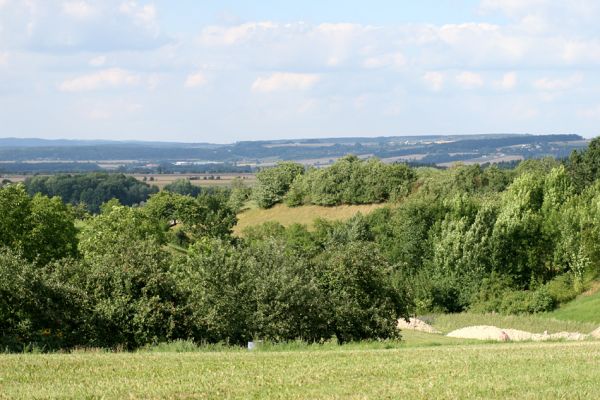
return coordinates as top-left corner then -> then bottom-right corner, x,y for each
0,0 -> 599,143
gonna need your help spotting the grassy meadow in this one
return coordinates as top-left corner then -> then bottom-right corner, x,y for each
234,202 -> 388,235
2,341 -> 599,399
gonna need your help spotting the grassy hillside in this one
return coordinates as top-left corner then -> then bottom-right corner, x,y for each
234,202 -> 388,235
2,342 -> 599,399
544,283 -> 600,324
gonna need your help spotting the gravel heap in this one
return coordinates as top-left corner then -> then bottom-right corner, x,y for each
397,317 -> 441,334
446,325 -> 590,342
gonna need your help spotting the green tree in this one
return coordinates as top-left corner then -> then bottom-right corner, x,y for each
315,242 -> 409,343
253,162 -> 305,208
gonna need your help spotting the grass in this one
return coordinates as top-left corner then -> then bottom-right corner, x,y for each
234,202 -> 388,235
544,285 -> 600,324
2,342 -> 599,399
428,312 -> 598,334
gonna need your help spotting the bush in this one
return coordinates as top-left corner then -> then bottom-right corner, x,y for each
470,283 -> 556,315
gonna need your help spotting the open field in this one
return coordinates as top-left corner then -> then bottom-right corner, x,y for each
2,341 -> 599,399
128,173 -> 256,189
0,173 -> 256,188
234,203 -> 388,235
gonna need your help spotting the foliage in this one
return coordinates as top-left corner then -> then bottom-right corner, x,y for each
286,156 -> 416,207
24,173 -> 158,213
163,178 -> 202,197
0,184 -> 78,265
253,162 -> 305,208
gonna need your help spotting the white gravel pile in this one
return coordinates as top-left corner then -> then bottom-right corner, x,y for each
397,317 -> 441,334
446,325 -> 590,342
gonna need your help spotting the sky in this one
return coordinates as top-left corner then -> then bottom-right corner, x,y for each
0,0 -> 599,143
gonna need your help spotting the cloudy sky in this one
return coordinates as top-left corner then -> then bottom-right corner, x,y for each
0,0 -> 599,142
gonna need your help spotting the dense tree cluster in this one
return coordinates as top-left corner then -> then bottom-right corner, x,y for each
24,173 -> 158,213
2,138 -> 600,352
254,156 -> 416,208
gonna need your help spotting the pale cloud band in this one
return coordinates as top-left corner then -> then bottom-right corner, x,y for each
0,0 -> 599,141
252,73 -> 320,93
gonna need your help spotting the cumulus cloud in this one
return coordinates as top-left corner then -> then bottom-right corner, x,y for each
494,72 -> 518,90
62,1 -> 97,19
363,53 -> 406,69
533,73 -> 583,91
199,22 -> 279,46
456,71 -> 484,89
59,68 -> 141,92
89,55 -> 106,67
423,71 -> 445,92
0,0 -> 168,52
184,71 -> 208,88
118,1 -> 158,31
252,73 -> 320,93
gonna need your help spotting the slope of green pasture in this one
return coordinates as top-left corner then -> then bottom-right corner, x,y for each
544,285 -> 600,324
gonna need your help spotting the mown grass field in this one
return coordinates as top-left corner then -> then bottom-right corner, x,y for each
2,341 -> 599,399
234,203 -> 388,235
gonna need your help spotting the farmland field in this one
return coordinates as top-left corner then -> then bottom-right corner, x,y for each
128,173 -> 256,188
234,202 -> 388,235
1,341 -> 599,399
0,173 -> 256,188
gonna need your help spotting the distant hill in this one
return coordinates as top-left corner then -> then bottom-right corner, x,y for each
0,134 -> 590,173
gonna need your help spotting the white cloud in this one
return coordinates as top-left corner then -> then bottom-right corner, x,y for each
62,1 -> 97,19
533,73 -> 583,91
0,0 -> 167,52
363,53 -> 406,69
456,71 -> 484,89
423,71 -> 444,92
89,55 -> 106,67
0,52 -> 8,66
119,1 -> 157,30
252,72 -> 320,93
185,71 -> 208,88
59,68 -> 141,92
480,0 -> 550,17
494,72 -> 517,90
199,22 -> 278,46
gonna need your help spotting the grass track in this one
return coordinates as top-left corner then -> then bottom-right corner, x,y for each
1,342 -> 599,399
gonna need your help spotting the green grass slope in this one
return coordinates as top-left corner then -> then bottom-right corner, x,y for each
544,284 -> 600,324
